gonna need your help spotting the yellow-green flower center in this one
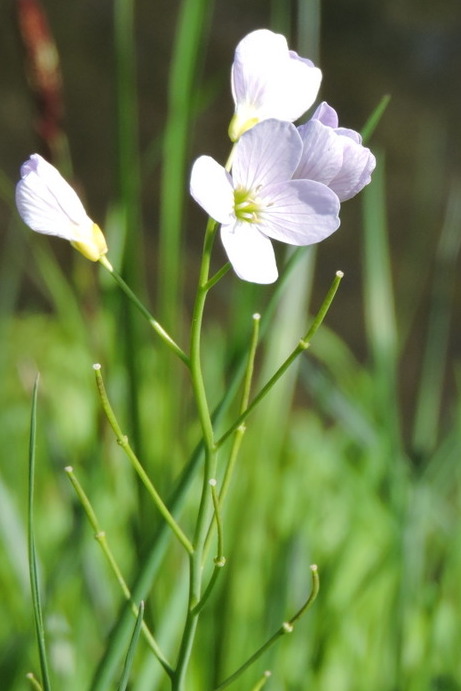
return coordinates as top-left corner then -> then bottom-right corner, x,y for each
234,187 -> 262,223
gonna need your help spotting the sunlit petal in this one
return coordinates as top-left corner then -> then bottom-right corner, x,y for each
190,156 -> 234,224
220,221 -> 278,284
233,120 -> 302,190
16,154 -> 92,241
230,29 -> 321,140
16,154 -> 108,261
259,180 -> 341,245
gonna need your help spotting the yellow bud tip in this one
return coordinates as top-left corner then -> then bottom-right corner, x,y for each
228,112 -> 260,142
71,222 -> 108,262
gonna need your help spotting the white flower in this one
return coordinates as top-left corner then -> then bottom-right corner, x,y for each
190,119 -> 340,284
15,153 -> 108,261
229,29 -> 322,141
294,102 -> 376,201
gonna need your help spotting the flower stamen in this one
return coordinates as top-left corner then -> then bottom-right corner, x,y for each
234,187 -> 262,223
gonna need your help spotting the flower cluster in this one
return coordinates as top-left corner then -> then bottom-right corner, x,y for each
15,28 -> 375,286
190,29 -> 376,284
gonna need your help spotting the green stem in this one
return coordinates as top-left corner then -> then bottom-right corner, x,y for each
93,364 -> 193,555
26,674 -> 44,691
64,467 -> 173,677
217,271 -> 344,447
250,671 -> 272,691
99,256 -> 189,366
204,313 -> 260,556
193,480 -> 226,616
205,263 -> 231,291
209,480 -> 225,564
172,218 -> 219,689
215,566 -> 319,690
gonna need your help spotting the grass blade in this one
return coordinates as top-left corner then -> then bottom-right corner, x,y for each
117,601 -> 145,691
362,150 -> 401,451
412,177 -> 461,456
361,94 -> 391,144
158,0 -> 214,327
28,374 -> 52,691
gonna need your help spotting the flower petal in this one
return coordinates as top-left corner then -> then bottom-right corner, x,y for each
294,120 -> 344,186
259,51 -> 321,122
190,156 -> 234,224
16,153 -> 92,241
297,103 -> 376,201
231,30 -> 291,108
328,137 -> 376,201
232,119 -> 302,190
230,29 -> 321,138
258,179 -> 341,245
311,101 -> 339,128
220,220 -> 278,284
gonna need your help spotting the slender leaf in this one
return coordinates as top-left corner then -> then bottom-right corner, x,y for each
28,374 -> 52,691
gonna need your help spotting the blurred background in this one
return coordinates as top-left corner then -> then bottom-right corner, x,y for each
1,1 -> 461,690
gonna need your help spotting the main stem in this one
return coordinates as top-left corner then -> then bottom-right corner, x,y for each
172,219 -> 218,690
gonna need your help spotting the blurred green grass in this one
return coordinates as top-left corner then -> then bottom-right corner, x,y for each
1,0 -> 461,690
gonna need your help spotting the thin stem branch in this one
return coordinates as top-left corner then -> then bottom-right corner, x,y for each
193,480 -> 226,616
250,671 -> 272,691
64,467 -> 173,678
93,364 -> 193,554
209,480 -> 225,565
214,565 -> 320,690
26,674 -> 44,691
217,271 -> 344,448
204,313 -> 260,556
99,256 -> 190,366
205,262 -> 231,291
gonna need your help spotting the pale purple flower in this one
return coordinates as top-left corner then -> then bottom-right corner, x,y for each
190,119 -> 340,284
229,29 -> 322,142
294,102 -> 376,201
16,153 -> 108,261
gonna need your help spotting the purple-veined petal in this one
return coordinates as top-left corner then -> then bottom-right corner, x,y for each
294,120 -> 343,185
190,156 -> 235,224
258,179 -> 341,246
220,220 -> 278,284
16,153 -> 92,241
297,103 -> 376,201
328,138 -> 376,201
232,120 -> 302,190
336,127 -> 362,144
311,101 -> 339,128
